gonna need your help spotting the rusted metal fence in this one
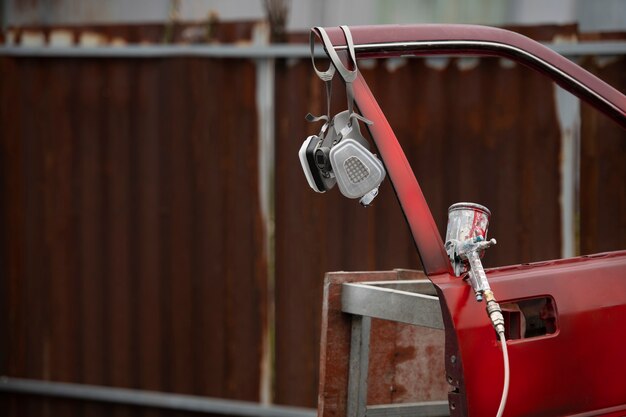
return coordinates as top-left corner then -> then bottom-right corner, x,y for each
0,23 -> 624,415
0,55 -> 269,416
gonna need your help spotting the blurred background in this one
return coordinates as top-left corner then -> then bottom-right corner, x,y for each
0,0 -> 625,416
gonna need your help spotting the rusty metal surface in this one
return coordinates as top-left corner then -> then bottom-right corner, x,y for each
0,54 -> 267,416
3,20 -> 258,45
580,55 -> 626,255
317,270 -> 447,417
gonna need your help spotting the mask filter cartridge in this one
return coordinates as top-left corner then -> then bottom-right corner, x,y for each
329,138 -> 385,200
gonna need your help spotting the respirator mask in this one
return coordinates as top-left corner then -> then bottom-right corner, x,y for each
298,26 -> 386,206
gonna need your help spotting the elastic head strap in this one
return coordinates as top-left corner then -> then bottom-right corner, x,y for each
309,29 -> 336,82
307,28 -> 337,128
315,26 -> 357,83
308,26 -> 372,132
316,26 -> 372,130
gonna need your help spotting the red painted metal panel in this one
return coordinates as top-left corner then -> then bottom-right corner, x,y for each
436,252 -> 626,417
319,24 -> 626,128
276,25 -> 623,408
311,23 -> 626,416
352,72 -> 452,276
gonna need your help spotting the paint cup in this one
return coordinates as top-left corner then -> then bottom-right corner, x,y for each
445,202 -> 491,245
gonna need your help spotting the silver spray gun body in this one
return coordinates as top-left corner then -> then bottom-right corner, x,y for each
445,202 -> 504,333
445,203 -> 497,301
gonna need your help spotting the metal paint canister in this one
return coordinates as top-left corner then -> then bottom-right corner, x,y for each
445,202 -> 491,244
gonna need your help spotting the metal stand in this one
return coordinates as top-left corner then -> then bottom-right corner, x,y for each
341,279 -> 450,417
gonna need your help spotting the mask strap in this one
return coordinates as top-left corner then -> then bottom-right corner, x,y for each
316,26 -> 372,130
306,28 -> 336,132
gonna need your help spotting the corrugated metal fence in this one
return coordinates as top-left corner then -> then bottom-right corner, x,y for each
0,55 -> 267,416
0,23 -> 624,414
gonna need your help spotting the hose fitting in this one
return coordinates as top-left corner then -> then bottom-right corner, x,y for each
484,290 -> 505,336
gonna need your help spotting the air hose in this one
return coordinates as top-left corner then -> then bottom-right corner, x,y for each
485,290 -> 509,417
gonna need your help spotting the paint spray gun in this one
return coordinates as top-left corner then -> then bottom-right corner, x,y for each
445,203 -> 504,332
445,203 -> 508,417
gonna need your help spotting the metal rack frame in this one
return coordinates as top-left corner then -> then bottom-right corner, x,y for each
341,279 -> 450,417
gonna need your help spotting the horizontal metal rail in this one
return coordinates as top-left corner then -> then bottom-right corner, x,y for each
0,376 -> 316,417
341,282 -> 444,329
365,279 -> 438,296
366,401 -> 450,417
0,40 -> 624,58
543,41 -> 626,56
0,44 -> 313,58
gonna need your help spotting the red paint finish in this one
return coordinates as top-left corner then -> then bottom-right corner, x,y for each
317,24 -> 626,128
435,252 -> 626,417
352,74 -> 452,276
314,24 -> 626,416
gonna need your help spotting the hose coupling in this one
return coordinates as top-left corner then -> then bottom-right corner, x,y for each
484,290 -> 505,336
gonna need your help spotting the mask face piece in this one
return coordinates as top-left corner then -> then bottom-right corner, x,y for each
300,26 -> 385,205
329,138 -> 385,199
298,110 -> 386,202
